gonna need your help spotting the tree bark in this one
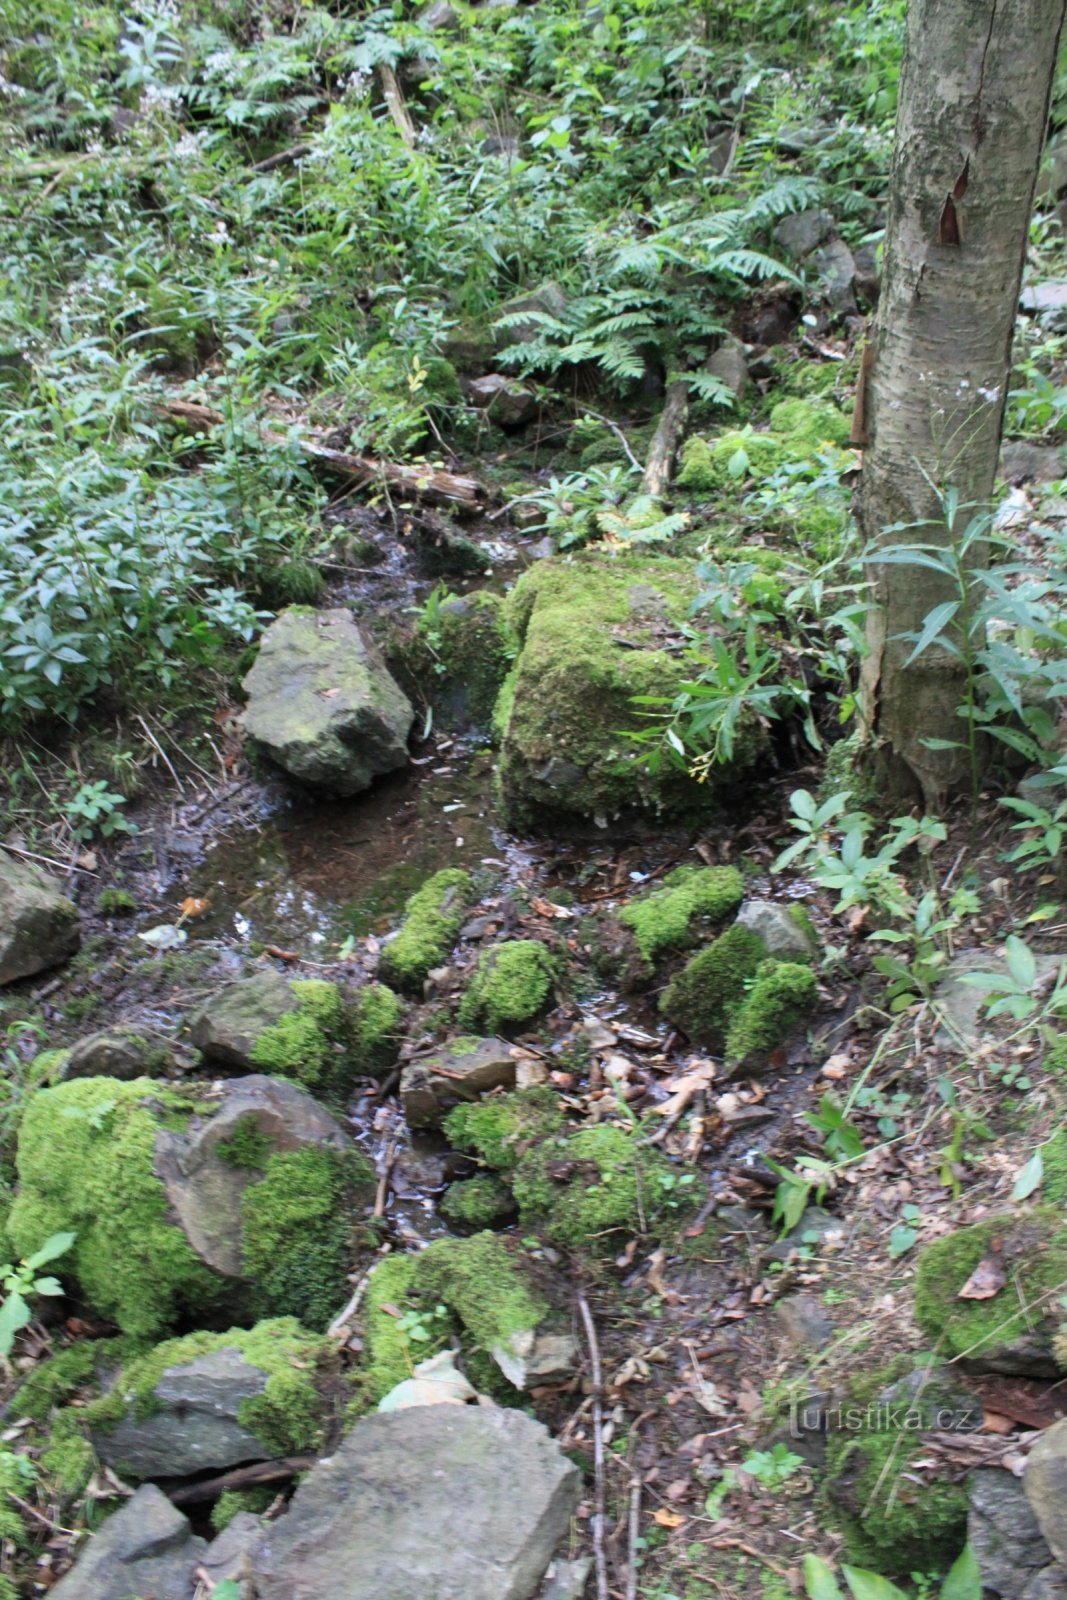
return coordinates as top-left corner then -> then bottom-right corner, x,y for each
859,0 -> 1067,806
643,380 -> 689,499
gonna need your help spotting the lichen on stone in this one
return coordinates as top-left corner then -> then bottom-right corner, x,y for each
458,940 -> 556,1033
660,923 -> 768,1042
249,978 -> 353,1101
379,869 -> 475,992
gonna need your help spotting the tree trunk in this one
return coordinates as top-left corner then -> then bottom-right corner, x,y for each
859,0 -> 1067,806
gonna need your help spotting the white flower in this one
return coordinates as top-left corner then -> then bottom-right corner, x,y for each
175,130 -> 203,158
342,69 -> 370,97
139,83 -> 181,116
0,73 -> 27,100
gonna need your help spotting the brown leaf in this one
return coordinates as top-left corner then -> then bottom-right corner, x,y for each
981,1411 -> 1015,1435
958,1256 -> 1007,1300
179,896 -> 211,920
654,1508 -> 686,1528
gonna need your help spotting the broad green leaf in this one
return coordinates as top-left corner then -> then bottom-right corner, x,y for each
32,1276 -> 64,1297
0,1291 -> 31,1359
841,1566 -> 910,1600
1012,1150 -> 1044,1201
888,1224 -> 918,1258
803,1554 -> 844,1600
940,1544 -> 981,1600
902,600 -> 960,667
24,1231 -> 75,1272
1005,935 -> 1036,991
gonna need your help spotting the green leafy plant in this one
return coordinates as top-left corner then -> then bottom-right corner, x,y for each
803,1543 -> 980,1600
0,1232 -> 75,1361
62,780 -> 136,843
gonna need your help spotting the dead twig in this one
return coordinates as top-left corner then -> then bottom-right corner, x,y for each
576,1290 -> 610,1600
373,1138 -> 398,1218
170,1455 -> 318,1506
327,1265 -> 375,1340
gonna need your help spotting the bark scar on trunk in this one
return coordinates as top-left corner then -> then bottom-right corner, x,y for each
973,0 -> 1000,143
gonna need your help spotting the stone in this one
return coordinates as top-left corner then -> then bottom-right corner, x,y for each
735,900 -> 817,960
201,1512 -> 265,1598
1037,136 -> 1067,205
491,1326 -> 578,1390
762,1206 -> 844,1265
493,281 -> 568,349
154,1074 -> 351,1278
706,335 -> 750,401
973,1468 -> 1067,1600
810,236 -> 857,314
1026,1419 -> 1067,1569
772,207 -> 835,261
400,1035 -> 517,1129
187,969 -> 299,1070
253,1405 -> 581,1600
241,607 -> 414,796
540,1559 -> 593,1600
443,321 -> 496,372
1021,282 -> 1067,333
852,242 -> 881,307
775,1292 -> 834,1350
468,373 -> 538,426
49,1483 -> 206,1600
1000,440 -> 1065,483
65,1027 -> 159,1080
0,852 -> 79,986
92,1346 -> 274,1478
934,948 -> 1066,1051
419,0 -> 459,28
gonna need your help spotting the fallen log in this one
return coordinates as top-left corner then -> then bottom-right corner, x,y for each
157,398 -> 488,510
379,64 -> 418,148
642,379 -> 689,499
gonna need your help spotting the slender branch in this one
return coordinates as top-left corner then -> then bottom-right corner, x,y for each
576,1290 -> 610,1600
170,1455 -> 317,1505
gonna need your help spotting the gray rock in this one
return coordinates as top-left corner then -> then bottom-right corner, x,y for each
1022,281 -> 1067,333
66,1027 -> 156,1080
253,1405 -> 581,1600
776,125 -> 828,155
0,852 -> 79,986
187,969 -> 299,1069
154,1074 -> 352,1277
1001,440 -> 1065,483
810,237 -> 857,314
93,1347 -> 273,1479
492,1327 -> 578,1390
49,1483 -> 206,1600
468,374 -> 538,427
201,1512 -> 265,1598
852,242 -> 881,306
540,1559 -> 593,1600
706,336 -> 750,401
774,1292 -> 834,1350
419,0 -> 459,28
1026,1418 -> 1067,1568
401,1036 -> 516,1129
494,282 -> 567,349
735,900 -> 817,960
934,948 -> 1066,1051
443,322 -> 496,372
772,207 -> 835,261
762,1206 -> 844,1265
972,1468 -> 1067,1599
241,608 -> 414,796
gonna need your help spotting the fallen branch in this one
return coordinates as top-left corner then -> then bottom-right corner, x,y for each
169,1454 -> 318,1506
157,398 -> 488,510
251,143 -> 312,174
379,64 -> 417,148
642,379 -> 689,499
577,1290 -> 610,1600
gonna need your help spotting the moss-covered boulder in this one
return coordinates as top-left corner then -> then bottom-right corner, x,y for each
241,607 -> 414,796
458,940 -> 556,1033
8,1075 -> 374,1338
191,972 -> 402,1095
404,591 -> 517,732
914,1211 -> 1067,1375
677,396 -> 851,495
379,868 -> 475,992
512,1122 -> 691,1253
400,1036 -> 517,1130
592,864 -> 743,988
495,554 -> 766,827
824,1363 -> 969,1576
0,853 -> 80,987
76,1318 -> 334,1481
440,1174 -> 517,1230
661,921 -> 817,1071
443,1086 -> 564,1173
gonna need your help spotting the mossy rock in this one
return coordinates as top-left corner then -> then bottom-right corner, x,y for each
379,869 -> 475,992
824,1364 -> 969,1576
440,1174 -> 517,1230
404,591 -> 518,734
593,865 -> 744,988
458,940 -> 556,1033
724,959 -> 818,1071
676,396 -> 850,495
496,553 -> 765,827
443,1085 -> 564,1174
8,1075 -> 374,1338
512,1122 -> 692,1253
661,922 -> 816,1068
914,1210 -> 1067,1375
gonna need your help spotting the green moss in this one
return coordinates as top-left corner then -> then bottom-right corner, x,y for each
768,396 -> 851,450
0,1452 -> 31,1545
677,430 -> 787,493
211,1486 -> 274,1532
458,940 -> 556,1033
13,1337 -> 133,1423
1041,1129 -> 1067,1202
497,553 -> 746,824
261,558 -> 325,607
660,924 -> 768,1042
97,887 -> 136,915
410,592 -> 518,731
41,1418 -> 96,1499
513,1123 -> 686,1252
417,1232 -> 550,1355
440,1174 -> 516,1230
360,1253 -> 438,1402
825,1414 -> 967,1576
914,1211 -> 1067,1364
379,869 -> 475,992
7,1078 -> 221,1339
352,982 -> 403,1075
249,978 -> 355,1101
241,1146 -> 373,1332
1044,1033 -> 1067,1078
619,865 -> 744,965
79,1318 -> 330,1461
724,960 -> 818,1066
443,1086 -> 564,1173
216,1115 -> 272,1171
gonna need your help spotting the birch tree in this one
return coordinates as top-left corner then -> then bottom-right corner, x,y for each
859,0 -> 1067,805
